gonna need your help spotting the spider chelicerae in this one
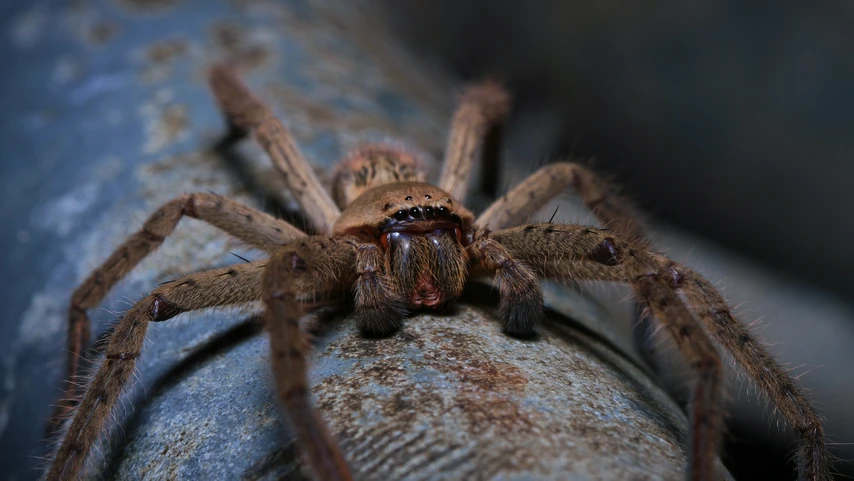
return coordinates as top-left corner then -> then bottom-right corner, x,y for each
45,65 -> 829,481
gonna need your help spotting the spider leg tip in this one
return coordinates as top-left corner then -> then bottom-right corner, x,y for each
460,80 -> 512,121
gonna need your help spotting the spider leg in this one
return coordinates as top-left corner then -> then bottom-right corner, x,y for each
353,243 -> 407,336
46,261 -> 266,481
626,255 -> 723,481
208,65 -> 341,233
468,233 -> 545,336
492,224 -> 724,480
485,223 -> 831,480
483,159 -> 831,479
438,81 -> 510,202
476,162 -> 646,243
51,193 -> 303,432
263,236 -> 359,481
673,264 -> 829,481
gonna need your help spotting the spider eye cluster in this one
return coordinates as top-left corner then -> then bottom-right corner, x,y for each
391,205 -> 450,222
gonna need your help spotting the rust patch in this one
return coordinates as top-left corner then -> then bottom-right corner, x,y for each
454,358 -> 528,392
308,304 -> 698,479
143,103 -> 188,154
453,394 -> 537,438
267,83 -> 440,156
86,22 -> 119,45
331,334 -> 401,360
159,104 -> 187,145
378,384 -> 445,427
211,21 -> 241,49
146,38 -> 188,64
140,38 -> 189,83
425,327 -> 529,392
315,374 -> 366,414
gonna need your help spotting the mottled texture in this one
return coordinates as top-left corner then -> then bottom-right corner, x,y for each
105,287 -> 731,480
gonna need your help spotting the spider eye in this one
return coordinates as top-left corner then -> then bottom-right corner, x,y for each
423,206 -> 434,217
437,206 -> 448,216
409,207 -> 421,218
393,210 -> 408,220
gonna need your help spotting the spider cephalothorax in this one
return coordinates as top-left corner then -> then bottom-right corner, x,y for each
334,181 -> 474,323
45,65 -> 831,481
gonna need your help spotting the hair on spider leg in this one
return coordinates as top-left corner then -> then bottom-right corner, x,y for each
228,251 -> 252,263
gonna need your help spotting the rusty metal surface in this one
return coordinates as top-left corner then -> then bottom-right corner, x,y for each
105,288 -> 731,480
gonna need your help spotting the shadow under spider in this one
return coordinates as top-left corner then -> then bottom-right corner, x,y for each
211,128 -> 315,234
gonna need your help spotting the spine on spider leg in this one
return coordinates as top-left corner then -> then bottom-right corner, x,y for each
476,162 -> 648,244
564,162 -> 648,244
487,224 -> 627,283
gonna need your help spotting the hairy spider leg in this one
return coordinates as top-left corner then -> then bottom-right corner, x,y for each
48,261 -> 267,480
51,193 -> 303,431
438,81 -> 510,203
209,65 -> 340,234
263,236 -> 361,481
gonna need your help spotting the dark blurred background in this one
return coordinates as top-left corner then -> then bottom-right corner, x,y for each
379,1 -> 854,300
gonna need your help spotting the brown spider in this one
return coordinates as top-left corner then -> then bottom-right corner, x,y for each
45,65 -> 830,481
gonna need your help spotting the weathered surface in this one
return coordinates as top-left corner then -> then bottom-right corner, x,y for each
104,286 -> 731,480
5,0 -> 847,480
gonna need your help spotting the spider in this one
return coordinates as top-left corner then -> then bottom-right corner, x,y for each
45,65 -> 830,481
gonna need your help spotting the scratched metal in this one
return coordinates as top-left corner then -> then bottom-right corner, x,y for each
0,0 -> 733,480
